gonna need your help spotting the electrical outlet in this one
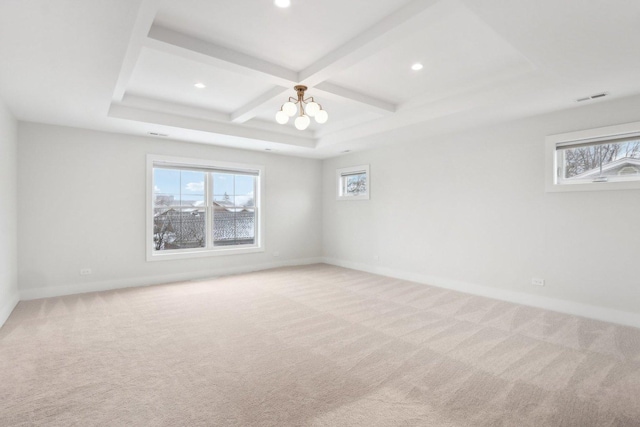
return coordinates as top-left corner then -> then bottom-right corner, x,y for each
80,268 -> 92,276
531,278 -> 545,286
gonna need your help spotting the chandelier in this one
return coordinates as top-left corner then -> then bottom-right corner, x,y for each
275,85 -> 328,130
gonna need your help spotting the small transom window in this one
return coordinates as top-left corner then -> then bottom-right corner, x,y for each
336,165 -> 370,200
546,122 -> 640,192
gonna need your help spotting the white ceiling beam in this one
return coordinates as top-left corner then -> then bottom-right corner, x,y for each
146,25 -> 298,87
108,104 -> 316,148
230,87 -> 289,123
146,11 -> 423,120
314,82 -> 396,114
298,0 -> 442,86
112,0 -> 161,102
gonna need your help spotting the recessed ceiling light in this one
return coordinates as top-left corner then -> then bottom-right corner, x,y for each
411,63 -> 424,71
194,83 -> 206,89
274,0 -> 291,8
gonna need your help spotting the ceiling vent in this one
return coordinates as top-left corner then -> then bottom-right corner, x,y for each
576,93 -> 608,102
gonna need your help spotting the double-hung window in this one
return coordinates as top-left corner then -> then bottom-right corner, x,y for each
147,155 -> 264,260
546,121 -> 640,192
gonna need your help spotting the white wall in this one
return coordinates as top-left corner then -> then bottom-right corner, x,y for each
18,123 -> 323,298
0,98 -> 19,326
323,95 -> 640,327
12,96 -> 640,327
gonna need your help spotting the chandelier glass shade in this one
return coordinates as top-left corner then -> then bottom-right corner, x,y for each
275,85 -> 328,130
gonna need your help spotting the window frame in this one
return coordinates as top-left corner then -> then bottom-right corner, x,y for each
146,154 -> 265,261
545,121 -> 640,192
336,165 -> 370,200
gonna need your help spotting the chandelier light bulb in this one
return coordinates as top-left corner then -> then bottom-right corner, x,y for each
282,101 -> 297,117
314,109 -> 328,124
294,115 -> 310,130
274,0 -> 291,8
305,101 -> 320,117
275,110 -> 289,124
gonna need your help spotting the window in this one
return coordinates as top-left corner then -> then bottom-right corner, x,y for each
147,155 -> 263,260
336,165 -> 370,200
546,121 -> 640,192
557,138 -> 640,183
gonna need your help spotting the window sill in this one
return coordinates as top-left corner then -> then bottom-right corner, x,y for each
546,180 -> 640,193
336,195 -> 370,201
147,245 -> 264,262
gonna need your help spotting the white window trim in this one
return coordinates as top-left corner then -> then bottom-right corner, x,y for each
545,121 -> 640,192
336,165 -> 370,200
146,154 -> 265,261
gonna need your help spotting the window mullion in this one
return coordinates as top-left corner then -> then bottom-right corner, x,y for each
206,172 -> 213,249
254,177 -> 258,247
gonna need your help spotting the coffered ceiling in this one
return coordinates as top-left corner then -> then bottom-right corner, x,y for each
1,0 -> 640,158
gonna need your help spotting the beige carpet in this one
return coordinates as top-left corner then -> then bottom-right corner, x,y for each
1,264 -> 640,426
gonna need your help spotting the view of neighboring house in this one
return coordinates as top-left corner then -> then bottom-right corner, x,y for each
568,157 -> 640,181
153,193 -> 255,250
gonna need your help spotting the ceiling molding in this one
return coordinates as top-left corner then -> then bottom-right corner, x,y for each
109,104 -> 317,148
118,94 -> 315,139
316,70 -> 547,148
398,60 -> 538,111
120,94 -> 231,123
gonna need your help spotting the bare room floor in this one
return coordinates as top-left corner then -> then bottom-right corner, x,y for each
1,264 -> 639,426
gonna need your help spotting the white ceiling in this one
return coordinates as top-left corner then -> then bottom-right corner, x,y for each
1,0 -> 640,158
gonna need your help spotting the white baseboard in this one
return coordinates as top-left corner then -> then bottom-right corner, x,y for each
0,289 -> 20,329
322,257 -> 640,329
19,257 -> 323,300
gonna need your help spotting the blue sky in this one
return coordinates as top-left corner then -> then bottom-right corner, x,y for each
154,169 -> 254,206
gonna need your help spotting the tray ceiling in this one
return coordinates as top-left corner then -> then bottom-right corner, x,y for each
1,0 -> 640,157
